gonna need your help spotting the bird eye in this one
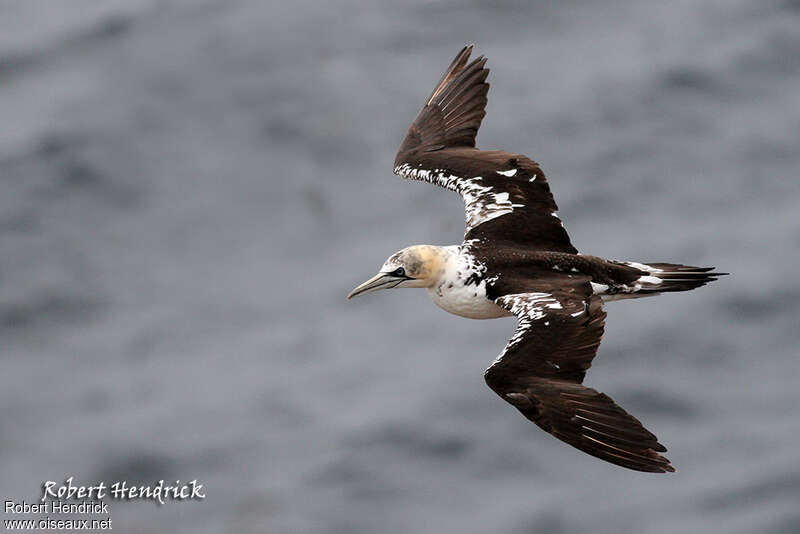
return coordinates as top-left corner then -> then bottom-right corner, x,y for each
394,267 -> 406,277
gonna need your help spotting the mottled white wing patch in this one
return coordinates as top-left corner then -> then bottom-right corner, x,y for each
490,292 -> 567,364
461,181 -> 524,232
394,163 -> 525,233
394,163 -> 461,192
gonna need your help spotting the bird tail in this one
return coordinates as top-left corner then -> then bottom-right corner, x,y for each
633,262 -> 727,294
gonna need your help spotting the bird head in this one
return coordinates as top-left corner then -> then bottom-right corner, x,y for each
347,245 -> 445,299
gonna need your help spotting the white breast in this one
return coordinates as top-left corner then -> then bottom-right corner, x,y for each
426,247 -> 510,319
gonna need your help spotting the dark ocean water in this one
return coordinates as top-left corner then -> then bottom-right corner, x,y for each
1,1 -> 799,533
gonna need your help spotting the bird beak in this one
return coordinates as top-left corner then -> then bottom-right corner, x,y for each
347,272 -> 405,300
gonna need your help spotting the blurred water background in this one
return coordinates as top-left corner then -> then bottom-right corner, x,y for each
1,1 -> 799,533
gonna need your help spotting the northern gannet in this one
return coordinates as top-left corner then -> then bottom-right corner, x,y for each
347,45 -> 725,473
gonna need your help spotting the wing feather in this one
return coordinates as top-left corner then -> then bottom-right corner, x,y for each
393,46 -> 575,252
484,280 -> 674,473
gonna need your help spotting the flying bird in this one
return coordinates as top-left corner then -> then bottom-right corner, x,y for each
347,45 -> 725,473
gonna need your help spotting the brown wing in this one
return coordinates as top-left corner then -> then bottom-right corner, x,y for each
484,281 -> 674,473
395,44 -> 489,155
393,45 -> 576,253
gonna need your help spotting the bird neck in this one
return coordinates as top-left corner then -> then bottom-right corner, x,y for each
426,245 -> 460,288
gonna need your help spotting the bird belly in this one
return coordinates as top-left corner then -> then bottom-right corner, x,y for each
427,280 -> 511,319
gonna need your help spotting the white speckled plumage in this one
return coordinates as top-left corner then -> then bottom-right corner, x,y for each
488,292 -> 569,365
426,245 -> 510,319
394,163 -> 525,234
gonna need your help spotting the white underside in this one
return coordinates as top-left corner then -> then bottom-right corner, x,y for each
428,281 -> 511,319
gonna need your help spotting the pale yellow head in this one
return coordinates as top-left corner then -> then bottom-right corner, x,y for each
347,245 -> 447,299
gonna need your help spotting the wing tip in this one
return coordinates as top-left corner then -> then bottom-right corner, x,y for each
647,453 -> 676,473
426,44 -> 479,105
399,44 -> 492,157
457,43 -> 476,60
635,460 -> 676,474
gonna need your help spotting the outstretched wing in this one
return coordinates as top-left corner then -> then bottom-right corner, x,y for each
483,279 -> 674,473
393,45 -> 576,253
395,44 -> 489,155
